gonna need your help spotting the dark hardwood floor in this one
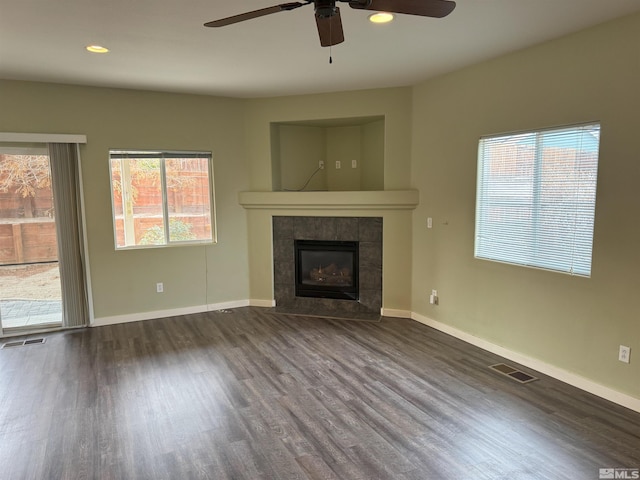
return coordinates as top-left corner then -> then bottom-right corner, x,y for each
1,307 -> 638,479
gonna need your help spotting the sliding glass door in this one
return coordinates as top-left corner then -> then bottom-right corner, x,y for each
0,144 -> 63,333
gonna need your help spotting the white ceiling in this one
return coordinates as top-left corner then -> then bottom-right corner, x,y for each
1,0 -> 640,98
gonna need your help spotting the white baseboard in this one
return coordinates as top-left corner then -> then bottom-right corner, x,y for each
411,312 -> 640,414
381,308 -> 412,318
92,299 -> 251,327
249,299 -> 276,307
207,299 -> 250,311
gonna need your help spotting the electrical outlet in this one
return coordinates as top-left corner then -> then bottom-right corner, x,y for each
429,289 -> 439,305
351,159 -> 357,168
156,282 -> 164,293
319,160 -> 324,169
335,161 -> 341,169
619,345 -> 631,363
427,217 -> 433,229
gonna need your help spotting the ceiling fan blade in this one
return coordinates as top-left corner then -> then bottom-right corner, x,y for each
348,0 -> 455,18
204,2 -> 307,27
316,7 -> 345,47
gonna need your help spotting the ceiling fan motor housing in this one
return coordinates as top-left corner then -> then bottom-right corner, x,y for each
315,0 -> 338,18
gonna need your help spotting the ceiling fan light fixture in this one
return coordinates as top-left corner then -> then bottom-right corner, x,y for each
86,45 -> 109,54
368,12 -> 394,24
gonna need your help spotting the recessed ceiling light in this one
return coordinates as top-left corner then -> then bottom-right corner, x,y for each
368,12 -> 394,24
86,45 -> 109,54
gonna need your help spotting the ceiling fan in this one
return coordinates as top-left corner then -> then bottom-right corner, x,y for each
204,0 -> 456,47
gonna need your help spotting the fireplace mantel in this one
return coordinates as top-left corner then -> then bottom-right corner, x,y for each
238,190 -> 419,210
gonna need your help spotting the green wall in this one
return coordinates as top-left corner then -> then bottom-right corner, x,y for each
275,125 -> 327,191
326,126 -> 362,191
361,119 -> 385,191
0,80 -> 250,321
410,13 -> 640,399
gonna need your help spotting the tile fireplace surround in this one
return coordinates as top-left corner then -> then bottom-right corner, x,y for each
272,216 -> 382,320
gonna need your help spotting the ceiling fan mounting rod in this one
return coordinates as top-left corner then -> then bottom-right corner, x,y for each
344,0 -> 372,8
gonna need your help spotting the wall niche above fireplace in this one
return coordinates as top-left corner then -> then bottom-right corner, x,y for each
270,116 -> 384,192
273,216 -> 382,320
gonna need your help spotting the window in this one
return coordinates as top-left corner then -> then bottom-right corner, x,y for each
109,150 -> 215,249
475,123 -> 600,276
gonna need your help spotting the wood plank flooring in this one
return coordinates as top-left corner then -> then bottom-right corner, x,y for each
1,307 -> 638,479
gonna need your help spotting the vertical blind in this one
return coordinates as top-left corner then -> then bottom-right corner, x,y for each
475,123 -> 600,277
49,143 -> 89,327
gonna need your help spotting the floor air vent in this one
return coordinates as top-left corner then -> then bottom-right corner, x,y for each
490,363 -> 538,384
1,338 -> 46,349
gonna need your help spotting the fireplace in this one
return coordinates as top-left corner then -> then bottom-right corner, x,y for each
294,240 -> 359,300
272,216 -> 382,319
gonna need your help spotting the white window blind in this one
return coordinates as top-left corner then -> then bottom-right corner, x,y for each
475,123 -> 600,277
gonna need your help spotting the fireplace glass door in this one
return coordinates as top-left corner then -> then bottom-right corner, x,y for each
294,240 -> 358,300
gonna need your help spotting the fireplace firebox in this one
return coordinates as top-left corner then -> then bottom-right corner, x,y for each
294,240 -> 359,300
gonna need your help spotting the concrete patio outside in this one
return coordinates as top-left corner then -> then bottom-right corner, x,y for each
0,263 -> 62,330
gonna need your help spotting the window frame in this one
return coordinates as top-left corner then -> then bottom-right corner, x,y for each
109,149 -> 216,250
474,122 -> 600,277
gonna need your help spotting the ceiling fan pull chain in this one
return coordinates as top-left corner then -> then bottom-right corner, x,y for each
329,12 -> 333,64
